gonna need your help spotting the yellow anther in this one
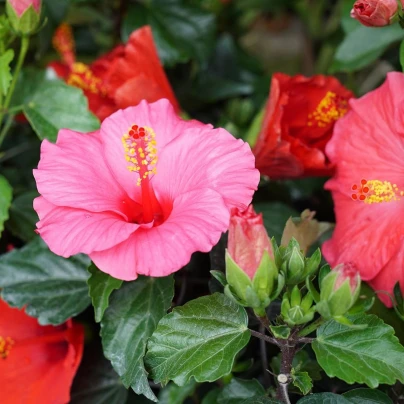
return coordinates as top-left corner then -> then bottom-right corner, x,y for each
0,336 -> 15,359
308,91 -> 348,128
363,180 -> 402,204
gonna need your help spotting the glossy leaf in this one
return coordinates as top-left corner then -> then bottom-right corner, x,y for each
87,263 -> 123,322
101,276 -> 174,402
23,79 -> 100,142
145,293 -> 250,386
292,371 -> 312,395
343,388 -> 393,403
217,378 -> 265,404
331,25 -> 404,73
0,237 -> 90,325
122,0 -> 215,66
0,175 -> 12,237
298,393 -> 350,403
313,314 -> 404,388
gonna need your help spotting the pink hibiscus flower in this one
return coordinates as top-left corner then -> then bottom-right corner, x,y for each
33,99 -> 259,280
322,72 -> 404,306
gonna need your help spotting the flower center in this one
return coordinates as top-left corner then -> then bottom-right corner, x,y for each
307,91 -> 349,128
67,62 -> 106,95
0,336 -> 14,359
351,179 -> 403,204
122,125 -> 158,223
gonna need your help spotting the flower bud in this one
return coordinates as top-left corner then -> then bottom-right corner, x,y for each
281,286 -> 315,326
282,238 -> 321,285
350,0 -> 398,27
316,262 -> 361,319
226,206 -> 281,315
6,0 -> 41,35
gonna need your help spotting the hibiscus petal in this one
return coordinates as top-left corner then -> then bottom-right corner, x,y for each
368,247 -> 404,307
99,99 -> 206,198
90,188 -> 230,280
34,129 -> 130,213
322,190 -> 404,281
152,125 -> 259,211
34,196 -> 140,257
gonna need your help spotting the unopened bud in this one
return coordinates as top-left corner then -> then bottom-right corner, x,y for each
6,0 -> 41,35
350,0 -> 399,27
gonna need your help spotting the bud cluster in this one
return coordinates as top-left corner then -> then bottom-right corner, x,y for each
220,206 -> 362,327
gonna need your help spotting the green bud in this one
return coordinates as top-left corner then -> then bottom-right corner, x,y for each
6,0 -> 42,35
304,248 -> 321,278
225,250 -> 252,303
281,288 -> 315,326
316,263 -> 361,319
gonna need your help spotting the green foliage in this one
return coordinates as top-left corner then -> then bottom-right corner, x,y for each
313,314 -> 404,387
0,237 -> 90,325
145,293 -> 250,386
331,25 -> 404,73
122,0 -> 216,66
0,49 -> 14,96
87,263 -> 123,322
297,389 -> 393,403
0,174 -> 12,236
217,378 -> 265,403
158,380 -> 197,404
23,79 -> 100,141
6,191 -> 38,242
291,371 -> 312,395
70,347 -> 129,404
101,276 -> 174,402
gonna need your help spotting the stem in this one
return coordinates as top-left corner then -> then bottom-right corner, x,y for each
257,315 -> 271,333
276,340 -> 296,403
298,317 -> 325,337
249,329 -> 279,346
278,380 -> 292,404
0,114 -> 14,148
4,36 -> 29,111
259,324 -> 272,388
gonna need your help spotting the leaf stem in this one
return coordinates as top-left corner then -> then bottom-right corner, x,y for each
0,114 -> 14,148
298,317 -> 325,337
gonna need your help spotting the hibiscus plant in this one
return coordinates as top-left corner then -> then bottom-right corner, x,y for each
1,0 -> 404,403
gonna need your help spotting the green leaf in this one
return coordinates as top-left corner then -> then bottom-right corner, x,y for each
23,79 -> 100,142
0,49 -> 14,96
270,325 -> 290,339
254,203 -> 299,243
122,0 -> 216,66
313,314 -> 404,388
297,393 -> 350,403
202,389 -> 221,404
70,346 -> 129,404
101,276 -> 174,402
145,293 -> 250,386
331,24 -> 404,73
87,264 -> 123,322
217,378 -> 265,404
291,371 -> 312,395
0,175 -> 12,237
0,237 -> 90,325
158,380 -> 197,404
6,191 -> 38,242
343,388 -> 393,404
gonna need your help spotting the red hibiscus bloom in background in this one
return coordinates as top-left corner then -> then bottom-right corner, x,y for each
253,73 -> 354,179
49,24 -> 180,121
0,299 -> 84,404
322,72 -> 404,307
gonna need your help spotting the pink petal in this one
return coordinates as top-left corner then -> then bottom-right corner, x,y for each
368,246 -> 404,307
99,99 -> 206,198
322,190 -> 404,281
152,126 -> 259,211
34,129 -> 131,214
90,188 -> 230,280
34,197 -> 140,257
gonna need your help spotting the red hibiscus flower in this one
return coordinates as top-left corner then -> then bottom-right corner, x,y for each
0,299 -> 84,404
322,72 -> 404,307
253,73 -> 354,179
49,24 -> 180,121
